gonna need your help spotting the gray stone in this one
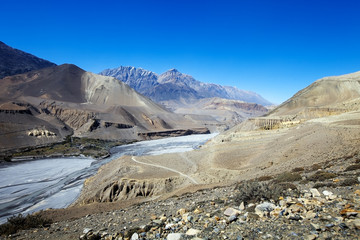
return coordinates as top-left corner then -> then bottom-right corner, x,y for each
130,233 -> 139,240
228,215 -> 237,223
310,188 -> 321,197
186,228 -> 201,236
224,207 -> 240,217
167,233 -> 185,240
322,190 -> 333,196
256,202 -> 276,212
311,223 -> 321,231
239,202 -> 245,211
83,228 -> 93,234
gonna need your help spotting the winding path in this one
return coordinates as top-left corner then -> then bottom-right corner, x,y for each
131,156 -> 198,184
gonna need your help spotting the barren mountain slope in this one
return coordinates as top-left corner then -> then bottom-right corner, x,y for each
168,97 -> 268,126
0,41 -> 56,79
0,64 -> 213,153
269,71 -> 360,118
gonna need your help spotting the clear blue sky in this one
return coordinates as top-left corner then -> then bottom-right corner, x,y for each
1,0 -> 360,104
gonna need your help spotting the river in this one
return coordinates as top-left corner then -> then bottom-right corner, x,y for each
0,133 -> 217,224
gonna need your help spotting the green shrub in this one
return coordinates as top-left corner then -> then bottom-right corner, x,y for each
0,214 -> 51,236
275,172 -> 302,182
307,171 -> 337,182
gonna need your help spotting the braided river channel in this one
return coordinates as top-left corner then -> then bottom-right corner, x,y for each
0,133 -> 217,224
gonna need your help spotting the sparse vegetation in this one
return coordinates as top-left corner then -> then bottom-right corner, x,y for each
340,178 -> 359,186
307,171 -> 337,182
274,172 -> 302,183
344,164 -> 360,172
9,137 -> 134,160
291,167 -> 304,172
310,163 -> 322,171
313,182 -> 337,188
256,175 -> 273,182
234,181 -> 299,205
0,214 -> 51,236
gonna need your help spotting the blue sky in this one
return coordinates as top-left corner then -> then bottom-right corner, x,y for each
1,0 -> 360,104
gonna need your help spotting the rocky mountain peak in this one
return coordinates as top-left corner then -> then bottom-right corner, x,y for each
100,66 -> 272,106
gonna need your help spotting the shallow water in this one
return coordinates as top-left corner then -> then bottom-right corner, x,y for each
0,133 -> 216,223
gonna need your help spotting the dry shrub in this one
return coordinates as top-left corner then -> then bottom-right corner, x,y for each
234,181 -> 298,205
344,164 -> 360,172
313,182 -> 337,188
0,214 -> 51,236
292,167 -> 304,172
340,178 -> 359,186
257,175 -> 273,182
275,172 -> 302,183
307,171 -> 337,182
310,163 -> 322,171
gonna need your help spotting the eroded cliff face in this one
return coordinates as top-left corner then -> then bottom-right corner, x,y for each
80,177 -> 182,204
0,102 -> 72,153
39,102 -> 95,130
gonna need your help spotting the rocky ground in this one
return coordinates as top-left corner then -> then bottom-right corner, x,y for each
1,151 -> 359,240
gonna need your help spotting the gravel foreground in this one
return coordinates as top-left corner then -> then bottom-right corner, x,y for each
1,155 -> 360,240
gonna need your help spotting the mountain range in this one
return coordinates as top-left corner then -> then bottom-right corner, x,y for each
99,66 -> 272,106
0,42 -> 270,154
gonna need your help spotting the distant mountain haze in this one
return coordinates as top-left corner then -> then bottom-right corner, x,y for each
99,66 -> 272,106
0,41 -> 56,79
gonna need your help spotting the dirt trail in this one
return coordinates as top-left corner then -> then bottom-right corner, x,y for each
131,156 -> 198,184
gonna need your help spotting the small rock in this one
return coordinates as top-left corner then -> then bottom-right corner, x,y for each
83,228 -> 93,234
322,190 -> 333,196
239,202 -> 245,211
228,215 -> 237,223
288,215 -> 302,221
177,208 -> 187,216
310,188 -> 321,197
325,223 -> 334,228
224,207 -> 240,217
186,228 -> 201,236
193,208 -> 202,214
351,219 -> 360,229
167,233 -> 183,240
165,223 -> 174,230
305,210 -> 316,219
152,219 -> 163,225
305,234 -> 317,240
255,202 -> 276,212
311,223 -> 321,231
131,233 -> 139,240
339,223 -> 348,229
